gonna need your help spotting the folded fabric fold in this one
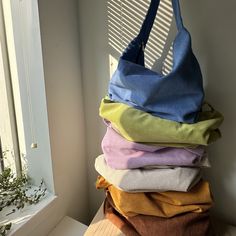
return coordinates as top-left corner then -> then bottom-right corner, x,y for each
96,176 -> 213,218
102,126 -> 210,169
95,155 -> 201,192
104,197 -> 214,236
99,98 -> 223,147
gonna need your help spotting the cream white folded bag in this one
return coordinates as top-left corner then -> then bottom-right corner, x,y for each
95,155 -> 202,192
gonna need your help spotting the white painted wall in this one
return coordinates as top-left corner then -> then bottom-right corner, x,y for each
78,0 -> 236,224
78,0 -> 109,219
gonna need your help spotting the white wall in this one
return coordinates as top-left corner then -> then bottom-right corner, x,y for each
78,0 -> 109,219
78,0 -> 236,224
179,0 -> 236,225
33,0 -> 89,234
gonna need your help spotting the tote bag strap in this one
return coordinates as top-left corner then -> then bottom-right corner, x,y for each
121,0 -> 184,64
138,0 -> 184,49
172,0 -> 184,31
137,0 -> 161,46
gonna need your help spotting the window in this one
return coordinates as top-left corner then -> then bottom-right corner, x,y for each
0,0 -> 54,192
0,0 -> 56,233
0,0 -> 21,176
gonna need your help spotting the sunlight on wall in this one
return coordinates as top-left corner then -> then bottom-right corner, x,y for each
107,0 -> 174,76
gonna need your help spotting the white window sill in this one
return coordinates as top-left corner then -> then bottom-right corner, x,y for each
0,192 -> 57,236
48,216 -> 87,236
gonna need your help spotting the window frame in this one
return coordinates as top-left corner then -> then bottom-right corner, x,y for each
0,0 -> 21,175
1,0 -> 55,192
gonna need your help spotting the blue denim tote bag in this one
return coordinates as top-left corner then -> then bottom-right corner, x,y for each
108,0 -> 204,123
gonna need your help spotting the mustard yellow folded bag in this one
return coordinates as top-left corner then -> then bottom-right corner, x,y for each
99,98 -> 223,147
96,176 -> 213,218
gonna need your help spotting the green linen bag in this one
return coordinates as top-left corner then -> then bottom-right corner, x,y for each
99,98 -> 223,147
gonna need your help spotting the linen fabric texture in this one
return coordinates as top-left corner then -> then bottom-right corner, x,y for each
103,197 -> 214,236
108,0 -> 204,123
96,176 -> 213,218
100,98 -> 223,147
95,155 -> 201,192
102,126 -> 210,169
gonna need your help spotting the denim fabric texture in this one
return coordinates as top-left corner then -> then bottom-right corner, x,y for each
108,0 -> 204,123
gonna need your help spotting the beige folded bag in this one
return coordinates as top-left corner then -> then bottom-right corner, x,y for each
95,155 -> 201,192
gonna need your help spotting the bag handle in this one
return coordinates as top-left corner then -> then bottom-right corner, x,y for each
137,0 -> 161,46
138,0 -> 184,49
172,0 -> 184,31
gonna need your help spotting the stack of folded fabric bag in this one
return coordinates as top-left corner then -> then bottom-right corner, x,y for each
95,0 -> 224,235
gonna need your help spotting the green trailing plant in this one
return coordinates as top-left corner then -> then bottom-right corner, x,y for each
0,223 -> 11,236
0,167 -> 47,236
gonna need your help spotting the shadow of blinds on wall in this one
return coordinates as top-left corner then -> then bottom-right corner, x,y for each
107,0 -> 175,75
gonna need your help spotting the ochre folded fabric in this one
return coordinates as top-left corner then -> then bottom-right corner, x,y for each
95,155 -> 202,192
99,98 -> 223,147
104,197 -> 215,236
96,176 -> 213,218
102,126 -> 210,169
